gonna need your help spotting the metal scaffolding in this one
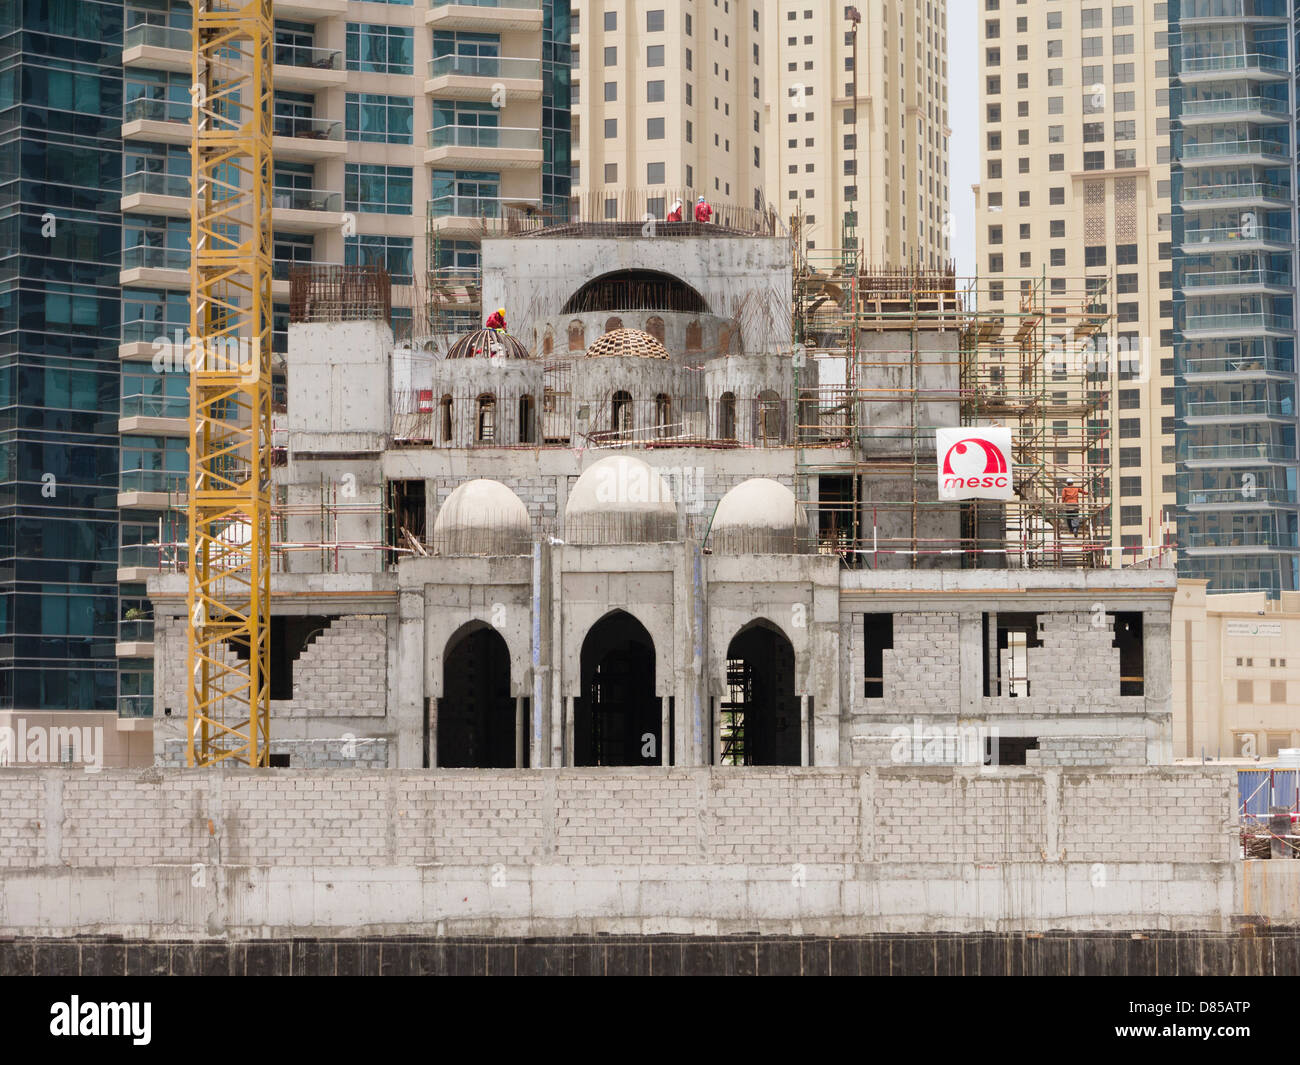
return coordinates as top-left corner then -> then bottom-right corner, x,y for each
793,257 -> 1115,569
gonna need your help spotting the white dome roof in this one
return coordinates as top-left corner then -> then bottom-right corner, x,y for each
432,479 -> 531,554
565,455 -> 677,544
709,478 -> 805,553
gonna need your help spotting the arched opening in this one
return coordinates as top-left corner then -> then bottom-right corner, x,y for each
645,315 -> 665,342
721,620 -> 799,766
542,327 -> 554,355
438,625 -> 518,768
561,269 -> 710,315
655,393 -> 672,439
440,394 -> 453,442
567,319 -> 585,351
757,389 -> 783,444
611,389 -> 633,438
577,610 -> 659,767
685,319 -> 703,351
604,316 -> 623,333
476,392 -> 496,443
518,393 -> 535,443
718,392 -> 736,440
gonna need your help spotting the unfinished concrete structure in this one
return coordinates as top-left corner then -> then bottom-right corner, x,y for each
141,233 -> 1175,772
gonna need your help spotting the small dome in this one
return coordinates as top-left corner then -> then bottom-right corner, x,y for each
446,329 -> 530,360
565,455 -> 677,544
432,479 -> 531,555
709,478 -> 806,554
585,328 -> 670,360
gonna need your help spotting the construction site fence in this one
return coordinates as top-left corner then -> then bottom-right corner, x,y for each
289,264 -> 392,324
488,187 -> 786,238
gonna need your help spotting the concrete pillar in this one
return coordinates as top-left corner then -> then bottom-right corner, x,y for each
530,542 -> 552,768
660,697 -> 670,766
1144,613 -> 1174,764
563,697 -> 574,767
800,694 -> 809,766
515,696 -> 525,769
394,590 -> 425,768
958,612 -> 983,718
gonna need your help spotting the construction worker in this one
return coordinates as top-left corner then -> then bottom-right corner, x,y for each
694,195 -> 713,223
485,307 -> 507,332
666,198 -> 683,222
1061,477 -> 1086,536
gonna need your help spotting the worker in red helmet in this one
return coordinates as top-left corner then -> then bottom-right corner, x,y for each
694,196 -> 713,223
485,307 -> 507,331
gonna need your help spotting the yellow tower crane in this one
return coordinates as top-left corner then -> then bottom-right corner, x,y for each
186,0 -> 273,766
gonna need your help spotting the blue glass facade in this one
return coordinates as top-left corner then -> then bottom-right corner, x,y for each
0,0 -> 123,709
541,0 -> 571,214
1171,0 -> 1300,595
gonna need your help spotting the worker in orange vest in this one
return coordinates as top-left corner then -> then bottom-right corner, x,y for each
1061,477 -> 1086,535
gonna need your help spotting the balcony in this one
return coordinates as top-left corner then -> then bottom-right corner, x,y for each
1181,225 -> 1292,254
1182,182 -> 1292,210
1183,353 -> 1294,377
1185,487 -> 1298,510
1179,0 -> 1290,24
271,116 -> 346,162
1179,96 -> 1291,125
273,44 -> 346,91
271,187 -> 346,232
424,124 -> 541,170
122,97 -> 191,145
118,695 -> 155,720
119,392 -> 190,437
1184,398 -> 1297,422
118,542 -> 163,583
1184,311 -> 1293,337
1184,443 -> 1295,466
273,0 -> 346,17
1179,53 -> 1290,82
1185,530 -> 1299,553
1180,139 -> 1290,166
120,320 -> 188,361
118,469 -> 187,509
120,245 -> 190,288
429,194 -> 543,238
425,54 -> 543,101
1181,268 -> 1292,294
427,0 -> 543,33
121,170 -> 189,216
115,618 -> 155,658
123,23 -> 190,72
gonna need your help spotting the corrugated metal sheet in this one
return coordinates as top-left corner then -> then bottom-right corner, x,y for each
1238,769 -> 1300,817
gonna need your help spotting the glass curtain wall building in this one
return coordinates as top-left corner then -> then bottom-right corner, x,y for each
1171,0 -> 1300,595
0,0 -> 123,714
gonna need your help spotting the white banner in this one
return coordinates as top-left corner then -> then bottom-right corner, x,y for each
936,427 -> 1014,500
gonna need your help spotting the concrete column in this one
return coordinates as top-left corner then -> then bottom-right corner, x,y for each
515,696 -> 525,769
530,542 -> 551,768
563,697 -> 574,767
660,697 -> 670,766
711,696 -> 721,765
800,694 -> 809,766
958,612 -> 983,718
394,590 -> 425,768
1144,613 -> 1174,763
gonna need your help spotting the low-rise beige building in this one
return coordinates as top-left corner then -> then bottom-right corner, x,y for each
1173,580 -> 1300,760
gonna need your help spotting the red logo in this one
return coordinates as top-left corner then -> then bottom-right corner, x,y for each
942,437 -> 1008,477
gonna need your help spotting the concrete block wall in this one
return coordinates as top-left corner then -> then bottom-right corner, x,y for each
1026,613 -> 1129,709
157,738 -> 390,770
863,612 -> 960,713
0,767 -> 1242,937
287,616 -> 387,718
1027,737 -> 1147,768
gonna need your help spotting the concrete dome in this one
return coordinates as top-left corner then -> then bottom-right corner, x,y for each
585,328 -> 670,360
564,455 -> 678,544
709,478 -> 806,554
432,479 -> 532,555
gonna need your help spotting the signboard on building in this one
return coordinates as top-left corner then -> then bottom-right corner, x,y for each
936,427 -> 1014,500
1225,620 -> 1283,638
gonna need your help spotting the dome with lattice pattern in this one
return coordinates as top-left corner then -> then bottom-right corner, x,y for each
445,329 -> 530,360
584,328 -> 670,360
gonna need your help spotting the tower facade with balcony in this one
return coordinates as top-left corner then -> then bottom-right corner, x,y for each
1171,0 -> 1299,595
113,0 -> 566,725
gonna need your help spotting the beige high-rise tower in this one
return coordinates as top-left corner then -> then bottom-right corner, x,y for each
974,0 -> 1175,561
571,1 -> 951,267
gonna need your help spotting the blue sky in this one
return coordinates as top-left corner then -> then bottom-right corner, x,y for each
948,0 -> 978,275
